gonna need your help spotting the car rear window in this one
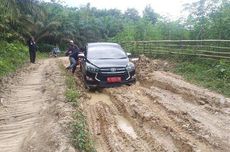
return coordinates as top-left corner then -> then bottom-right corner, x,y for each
87,46 -> 127,59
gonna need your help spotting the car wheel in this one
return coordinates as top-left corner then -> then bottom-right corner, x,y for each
82,75 -> 92,91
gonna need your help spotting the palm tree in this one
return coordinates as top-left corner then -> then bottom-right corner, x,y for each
0,0 -> 44,41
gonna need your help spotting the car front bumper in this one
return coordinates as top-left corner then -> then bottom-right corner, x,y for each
85,70 -> 136,88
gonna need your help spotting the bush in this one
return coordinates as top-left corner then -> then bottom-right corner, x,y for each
0,41 -> 28,77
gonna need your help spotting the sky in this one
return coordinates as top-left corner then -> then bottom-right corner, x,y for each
49,0 -> 197,20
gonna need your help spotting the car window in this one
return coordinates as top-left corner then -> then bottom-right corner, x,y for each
87,46 -> 127,59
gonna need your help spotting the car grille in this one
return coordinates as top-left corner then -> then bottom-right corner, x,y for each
100,67 -> 126,74
95,67 -> 129,82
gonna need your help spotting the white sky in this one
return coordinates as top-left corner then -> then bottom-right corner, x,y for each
51,0 -> 197,19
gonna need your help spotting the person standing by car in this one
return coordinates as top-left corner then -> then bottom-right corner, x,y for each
65,40 -> 80,73
65,40 -> 79,56
27,36 -> 37,63
66,51 -> 79,73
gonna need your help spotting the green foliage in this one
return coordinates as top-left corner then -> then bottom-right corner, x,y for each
38,43 -> 55,52
143,5 -> 158,24
65,88 -> 79,103
184,0 -> 230,40
36,51 -> 49,59
0,41 -> 27,77
65,76 -> 79,103
72,111 -> 96,152
124,8 -> 140,21
174,58 -> 230,97
1,0 -> 230,47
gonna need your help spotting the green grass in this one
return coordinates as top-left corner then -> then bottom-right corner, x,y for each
65,76 -> 80,104
152,54 -> 230,97
173,58 -> 230,97
62,66 -> 95,152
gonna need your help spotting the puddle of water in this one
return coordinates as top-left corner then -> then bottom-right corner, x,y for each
88,93 -> 113,105
116,115 -> 137,139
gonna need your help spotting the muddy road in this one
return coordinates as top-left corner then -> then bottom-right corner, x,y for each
0,58 -> 76,152
78,56 -> 230,152
0,56 -> 230,152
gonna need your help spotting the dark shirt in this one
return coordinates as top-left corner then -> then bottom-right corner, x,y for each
70,51 -> 79,60
27,39 -> 37,51
66,44 -> 80,56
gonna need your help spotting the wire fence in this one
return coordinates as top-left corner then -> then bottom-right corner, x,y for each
120,40 -> 230,60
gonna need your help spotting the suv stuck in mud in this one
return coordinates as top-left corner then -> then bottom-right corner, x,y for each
79,42 -> 136,89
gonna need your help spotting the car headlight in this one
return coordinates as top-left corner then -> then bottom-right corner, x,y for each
86,64 -> 99,73
126,62 -> 135,72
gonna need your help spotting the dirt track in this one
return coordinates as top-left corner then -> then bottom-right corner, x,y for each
0,58 -> 75,152
0,56 -> 230,152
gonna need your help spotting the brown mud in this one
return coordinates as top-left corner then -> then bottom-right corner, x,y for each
79,55 -> 230,152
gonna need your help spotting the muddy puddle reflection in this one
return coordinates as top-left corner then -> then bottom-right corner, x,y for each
116,115 -> 137,139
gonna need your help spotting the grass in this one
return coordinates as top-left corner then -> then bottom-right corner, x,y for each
62,65 -> 95,152
174,58 -> 230,97
154,54 -> 230,97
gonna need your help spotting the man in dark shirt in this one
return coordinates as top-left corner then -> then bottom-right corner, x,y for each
27,36 -> 37,63
65,40 -> 80,73
65,40 -> 79,56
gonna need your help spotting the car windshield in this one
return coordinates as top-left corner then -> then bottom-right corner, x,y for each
87,45 -> 127,59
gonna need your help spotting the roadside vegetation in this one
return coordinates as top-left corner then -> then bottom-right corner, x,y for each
0,41 -> 28,77
170,57 -> 230,97
63,66 -> 95,152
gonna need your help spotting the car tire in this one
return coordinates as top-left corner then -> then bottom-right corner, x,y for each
83,75 -> 93,91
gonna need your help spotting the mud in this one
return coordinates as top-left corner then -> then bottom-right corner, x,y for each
0,58 -> 76,152
78,55 -> 230,152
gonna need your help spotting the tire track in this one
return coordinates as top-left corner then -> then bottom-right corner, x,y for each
85,92 -> 152,152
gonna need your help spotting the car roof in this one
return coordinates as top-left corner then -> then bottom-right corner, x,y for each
87,42 -> 121,48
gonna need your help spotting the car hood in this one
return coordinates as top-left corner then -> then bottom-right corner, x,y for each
88,58 -> 129,68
